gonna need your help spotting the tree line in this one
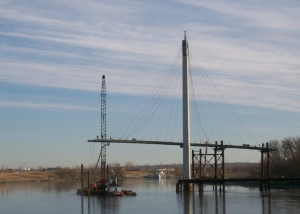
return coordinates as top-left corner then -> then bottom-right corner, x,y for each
268,136 -> 300,177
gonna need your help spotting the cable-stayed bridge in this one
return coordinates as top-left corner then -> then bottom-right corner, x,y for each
97,36 -> 260,147
88,32 -> 276,191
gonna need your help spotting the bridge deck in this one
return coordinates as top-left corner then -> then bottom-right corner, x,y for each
87,139 -> 275,151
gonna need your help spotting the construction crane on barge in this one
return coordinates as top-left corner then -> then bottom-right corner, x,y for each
93,75 -> 109,181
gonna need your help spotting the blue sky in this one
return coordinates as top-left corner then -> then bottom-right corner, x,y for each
1,0 -> 300,168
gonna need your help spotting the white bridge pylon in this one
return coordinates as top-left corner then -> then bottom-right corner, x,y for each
182,31 -> 190,180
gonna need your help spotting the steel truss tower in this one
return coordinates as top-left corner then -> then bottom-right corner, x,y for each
100,75 -> 107,180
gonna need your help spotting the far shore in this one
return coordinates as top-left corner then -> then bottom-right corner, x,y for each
0,170 -> 180,184
0,171 -> 65,183
0,163 -> 255,184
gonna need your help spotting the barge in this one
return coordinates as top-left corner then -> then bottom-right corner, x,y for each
77,165 -> 136,196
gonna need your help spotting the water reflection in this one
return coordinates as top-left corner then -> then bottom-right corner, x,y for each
2,181 -> 300,213
261,191 -> 271,214
80,194 -> 123,214
177,187 -> 275,214
77,184 -> 297,214
178,192 -> 194,214
0,181 -> 78,195
177,191 -> 226,213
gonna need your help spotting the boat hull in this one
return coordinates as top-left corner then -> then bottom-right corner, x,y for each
105,192 -> 124,196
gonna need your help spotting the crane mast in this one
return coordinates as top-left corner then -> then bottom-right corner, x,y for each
100,75 -> 107,180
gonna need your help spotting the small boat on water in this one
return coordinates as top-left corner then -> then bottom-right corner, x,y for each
144,171 -> 166,179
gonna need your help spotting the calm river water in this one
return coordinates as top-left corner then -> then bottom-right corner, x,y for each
1,179 -> 300,214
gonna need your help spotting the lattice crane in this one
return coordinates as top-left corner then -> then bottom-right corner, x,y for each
100,75 -> 107,181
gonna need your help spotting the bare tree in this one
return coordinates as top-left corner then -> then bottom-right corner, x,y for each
124,162 -> 135,170
109,162 -> 123,176
266,136 -> 300,177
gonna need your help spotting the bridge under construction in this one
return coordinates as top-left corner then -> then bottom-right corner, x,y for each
88,138 -> 278,192
87,32 -> 297,192
88,138 -> 274,152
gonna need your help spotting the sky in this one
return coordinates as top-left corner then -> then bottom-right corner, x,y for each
1,0 -> 300,169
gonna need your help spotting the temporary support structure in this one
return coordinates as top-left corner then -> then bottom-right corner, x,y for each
192,141 -> 225,191
190,142 -> 272,192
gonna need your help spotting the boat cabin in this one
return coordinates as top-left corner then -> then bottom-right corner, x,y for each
107,186 -> 122,193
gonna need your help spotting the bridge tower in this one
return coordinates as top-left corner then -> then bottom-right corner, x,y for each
182,31 -> 192,191
100,75 -> 107,180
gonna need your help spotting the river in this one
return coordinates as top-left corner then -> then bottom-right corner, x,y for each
1,179 -> 300,213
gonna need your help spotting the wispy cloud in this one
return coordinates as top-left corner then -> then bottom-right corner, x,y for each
0,100 -> 98,111
0,0 -> 299,113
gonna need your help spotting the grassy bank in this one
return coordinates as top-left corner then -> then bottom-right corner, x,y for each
0,169 -> 180,183
0,171 -> 59,183
0,162 -> 258,184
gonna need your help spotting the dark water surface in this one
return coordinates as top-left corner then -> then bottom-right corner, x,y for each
1,179 -> 300,214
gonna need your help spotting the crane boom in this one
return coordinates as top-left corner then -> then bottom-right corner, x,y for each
100,75 -> 107,180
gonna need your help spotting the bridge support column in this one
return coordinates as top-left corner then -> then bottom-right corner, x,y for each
81,164 -> 83,190
260,143 -> 271,191
221,141 -> 225,192
199,183 -> 203,192
214,142 -> 217,179
221,141 -> 225,179
267,143 -> 270,190
183,183 -> 194,192
199,149 -> 203,192
182,31 -> 191,191
192,150 -> 195,178
260,143 -> 264,191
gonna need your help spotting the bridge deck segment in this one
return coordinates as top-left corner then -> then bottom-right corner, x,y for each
87,139 -> 275,151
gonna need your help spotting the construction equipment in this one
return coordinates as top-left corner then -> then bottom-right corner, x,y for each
100,75 -> 107,181
93,142 -> 110,181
